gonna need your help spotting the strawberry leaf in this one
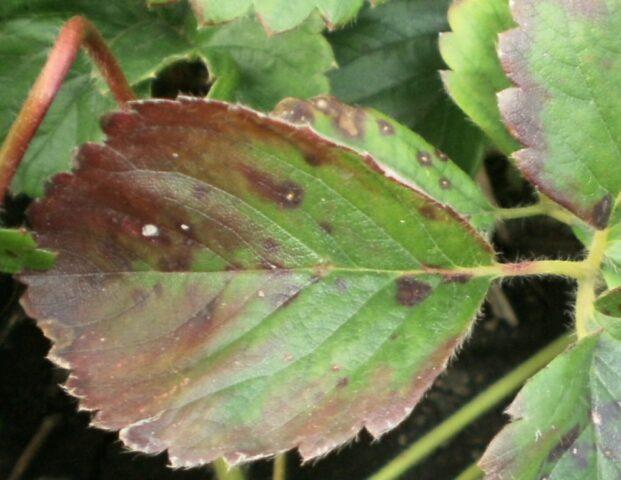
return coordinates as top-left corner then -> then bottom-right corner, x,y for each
273,96 -> 496,232
327,0 -> 488,175
498,0 -> 621,229
439,0 -> 520,155
21,98 -> 494,466
0,1 -> 333,198
0,228 -> 55,274
184,0 -> 383,34
480,332 -> 621,479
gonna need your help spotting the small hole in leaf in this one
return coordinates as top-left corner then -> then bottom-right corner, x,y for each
151,59 -> 212,99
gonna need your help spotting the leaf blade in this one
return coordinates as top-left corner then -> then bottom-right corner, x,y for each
21,98 -> 494,466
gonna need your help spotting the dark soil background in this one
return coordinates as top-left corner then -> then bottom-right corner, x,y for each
0,65 -> 585,480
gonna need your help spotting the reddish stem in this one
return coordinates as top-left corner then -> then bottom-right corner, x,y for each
0,16 -> 135,202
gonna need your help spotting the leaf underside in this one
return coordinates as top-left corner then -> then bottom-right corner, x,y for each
498,0 -> 621,229
272,95 -> 495,232
21,98 -> 493,466
187,0 -> 380,34
480,332 -> 621,479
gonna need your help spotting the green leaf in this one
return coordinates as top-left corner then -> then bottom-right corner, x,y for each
439,0 -> 520,156
0,228 -> 55,274
480,332 -> 621,479
273,95 -> 496,232
327,0 -> 487,175
20,98 -> 494,466
0,0 -> 333,198
185,0 -> 378,34
497,0 -> 621,229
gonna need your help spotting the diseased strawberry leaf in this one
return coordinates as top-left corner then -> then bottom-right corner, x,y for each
480,332 -> 621,479
21,98 -> 494,467
439,0 -> 520,156
184,0 -> 385,34
498,0 -> 621,229
0,0 -> 333,198
326,0 -> 487,175
273,95 -> 496,232
0,228 -> 55,274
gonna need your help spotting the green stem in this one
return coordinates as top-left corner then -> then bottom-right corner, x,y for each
494,198 -> 579,226
575,228 -> 609,338
0,16 -> 135,203
368,334 -> 574,480
213,459 -> 245,480
273,453 -> 287,480
455,462 -> 484,480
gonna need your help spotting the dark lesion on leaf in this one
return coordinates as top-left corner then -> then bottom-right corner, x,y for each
274,99 -> 315,125
417,205 -> 439,221
591,193 -> 613,230
377,119 -> 395,136
311,95 -> 366,139
238,164 -> 304,209
396,276 -> 432,307
546,425 -> 580,463
319,221 -> 333,234
442,273 -> 472,284
337,377 -> 349,388
417,151 -> 433,167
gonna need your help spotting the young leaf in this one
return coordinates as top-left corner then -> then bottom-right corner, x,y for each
498,0 -> 621,229
327,0 -> 487,175
480,332 -> 621,479
0,1 -> 333,198
20,98 -> 494,467
439,0 -> 520,155
0,228 -> 55,274
186,0 -> 380,34
273,95 -> 496,232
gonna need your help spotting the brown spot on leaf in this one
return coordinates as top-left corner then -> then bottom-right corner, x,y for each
263,238 -> 280,254
337,377 -> 349,388
417,151 -> 432,166
439,177 -> 452,190
275,100 -> 315,125
319,222 -> 333,234
435,149 -> 449,161
377,120 -> 395,136
239,164 -> 304,209
547,426 -> 580,463
303,152 -> 324,166
591,194 -> 612,230
418,205 -> 438,221
335,278 -> 348,293
311,96 -> 365,138
396,276 -> 432,307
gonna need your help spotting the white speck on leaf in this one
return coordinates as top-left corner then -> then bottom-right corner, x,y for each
592,411 -> 602,426
180,224 -> 190,231
142,224 -> 159,237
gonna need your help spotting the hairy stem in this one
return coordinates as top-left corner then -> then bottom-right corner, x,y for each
273,453 -> 287,480
0,15 -> 135,202
575,228 -> 609,338
369,334 -> 574,480
494,197 -> 580,226
213,459 -> 245,480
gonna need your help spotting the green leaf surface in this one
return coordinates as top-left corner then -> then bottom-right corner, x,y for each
186,0 -> 379,34
439,0 -> 520,155
327,0 -> 487,175
273,95 -> 496,232
498,0 -> 621,229
0,0 -> 332,197
21,98 -> 494,466
480,332 -> 621,479
0,228 -> 55,274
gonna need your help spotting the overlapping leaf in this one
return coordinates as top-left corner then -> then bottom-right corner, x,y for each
273,95 -> 495,232
21,98 -> 494,466
185,0 -> 386,34
327,0 -> 487,174
480,331 -> 621,479
0,228 -> 55,274
439,0 -> 519,155
0,0 -> 332,197
498,0 -> 621,229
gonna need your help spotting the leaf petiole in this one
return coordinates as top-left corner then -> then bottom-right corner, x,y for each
0,16 -> 135,203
